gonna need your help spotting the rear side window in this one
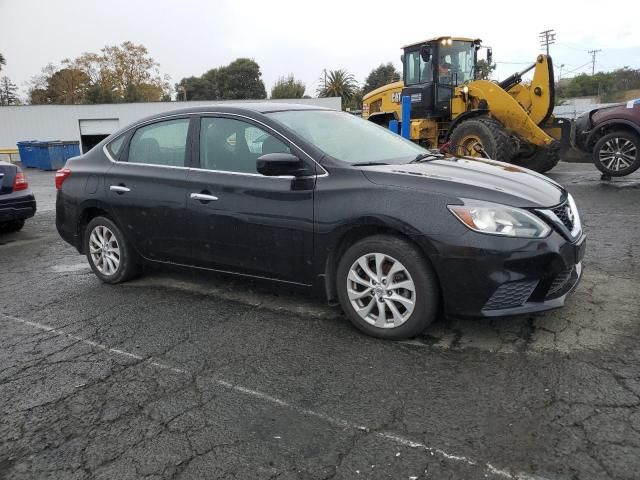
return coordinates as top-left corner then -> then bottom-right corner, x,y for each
127,118 -> 190,167
107,134 -> 127,159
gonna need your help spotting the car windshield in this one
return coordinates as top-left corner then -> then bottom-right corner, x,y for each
267,110 -> 428,165
439,41 -> 476,85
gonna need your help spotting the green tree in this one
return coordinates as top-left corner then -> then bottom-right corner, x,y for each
363,63 -> 400,95
48,68 -> 90,104
317,69 -> 358,109
0,76 -> 19,105
475,59 -> 496,80
28,42 -> 171,104
271,74 -> 305,99
557,68 -> 640,101
216,58 -> 266,99
177,58 -> 266,100
175,75 -> 208,100
80,42 -> 171,102
345,87 -> 363,111
0,53 -> 5,73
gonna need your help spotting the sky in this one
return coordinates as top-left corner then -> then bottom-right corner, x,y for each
1,0 -> 639,100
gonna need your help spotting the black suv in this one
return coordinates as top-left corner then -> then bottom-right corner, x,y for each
56,103 -> 585,340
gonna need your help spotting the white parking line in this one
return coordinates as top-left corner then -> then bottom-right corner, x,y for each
0,313 -> 548,480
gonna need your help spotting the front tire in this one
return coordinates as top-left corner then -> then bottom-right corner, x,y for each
449,116 -> 516,163
592,131 -> 640,177
85,216 -> 139,284
336,235 -> 439,340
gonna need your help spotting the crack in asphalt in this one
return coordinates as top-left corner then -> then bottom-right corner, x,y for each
0,312 -> 548,480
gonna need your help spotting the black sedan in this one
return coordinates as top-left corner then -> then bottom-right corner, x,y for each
0,161 -> 36,233
55,103 -> 585,340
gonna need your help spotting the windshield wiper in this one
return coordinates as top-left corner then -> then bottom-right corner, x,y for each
351,161 -> 390,167
410,152 -> 444,163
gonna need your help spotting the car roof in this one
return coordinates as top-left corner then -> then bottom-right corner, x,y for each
150,102 -> 333,118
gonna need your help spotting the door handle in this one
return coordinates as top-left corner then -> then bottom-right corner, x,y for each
110,185 -> 131,193
190,192 -> 219,202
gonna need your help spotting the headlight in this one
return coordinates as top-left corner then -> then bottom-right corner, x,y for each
448,200 -> 551,238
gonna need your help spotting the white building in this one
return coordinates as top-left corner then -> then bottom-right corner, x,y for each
0,98 -> 341,154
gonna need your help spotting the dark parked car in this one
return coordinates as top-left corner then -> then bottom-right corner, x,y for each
574,98 -> 640,177
0,161 -> 36,233
55,104 -> 586,340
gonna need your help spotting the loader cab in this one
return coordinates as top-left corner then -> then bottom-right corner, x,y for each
402,37 -> 479,119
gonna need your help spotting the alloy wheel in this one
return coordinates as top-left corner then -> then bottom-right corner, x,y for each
599,137 -> 637,172
89,225 -> 121,276
347,253 -> 416,329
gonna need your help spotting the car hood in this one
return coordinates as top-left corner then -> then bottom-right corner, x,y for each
360,156 -> 565,208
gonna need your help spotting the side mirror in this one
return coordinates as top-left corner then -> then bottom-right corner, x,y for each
487,48 -> 493,67
400,54 -> 404,64
256,153 -> 308,177
420,46 -> 432,63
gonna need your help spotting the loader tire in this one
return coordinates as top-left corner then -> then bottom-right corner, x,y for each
449,117 -> 516,163
511,145 -> 561,174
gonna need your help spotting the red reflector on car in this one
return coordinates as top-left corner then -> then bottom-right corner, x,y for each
55,168 -> 72,190
13,170 -> 28,191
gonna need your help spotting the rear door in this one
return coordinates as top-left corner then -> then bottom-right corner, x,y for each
105,116 -> 194,264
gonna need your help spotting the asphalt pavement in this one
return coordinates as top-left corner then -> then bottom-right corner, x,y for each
1,163 -> 639,480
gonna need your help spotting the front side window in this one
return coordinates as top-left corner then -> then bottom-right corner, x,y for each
200,117 -> 290,174
268,110 -> 427,165
127,118 -> 190,167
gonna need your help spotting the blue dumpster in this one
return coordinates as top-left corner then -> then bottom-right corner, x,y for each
16,140 -> 82,170
46,142 -> 67,170
32,142 -> 51,170
16,141 -> 39,168
62,141 -> 81,159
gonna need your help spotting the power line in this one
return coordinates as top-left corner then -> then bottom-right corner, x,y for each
588,49 -> 602,75
562,62 -> 593,77
539,29 -> 556,56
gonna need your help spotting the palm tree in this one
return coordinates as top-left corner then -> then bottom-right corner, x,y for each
0,53 -> 5,73
317,69 -> 358,108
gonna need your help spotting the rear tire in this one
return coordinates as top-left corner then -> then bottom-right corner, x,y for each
511,145 -> 561,173
449,116 -> 516,163
0,219 -> 25,233
592,131 -> 640,177
336,235 -> 439,340
85,216 -> 139,284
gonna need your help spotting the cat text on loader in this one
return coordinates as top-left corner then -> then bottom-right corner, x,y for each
362,36 -> 570,173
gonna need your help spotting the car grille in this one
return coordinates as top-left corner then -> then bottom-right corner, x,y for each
483,280 -> 538,310
551,202 -> 574,231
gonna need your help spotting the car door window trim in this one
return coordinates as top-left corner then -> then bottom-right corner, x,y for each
102,111 -> 328,178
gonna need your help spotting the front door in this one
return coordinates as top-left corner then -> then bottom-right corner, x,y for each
106,117 -> 193,264
186,115 -> 315,284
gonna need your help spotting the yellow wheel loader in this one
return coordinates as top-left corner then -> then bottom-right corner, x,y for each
362,36 -> 571,173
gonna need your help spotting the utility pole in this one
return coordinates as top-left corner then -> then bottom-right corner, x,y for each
539,29 -> 556,56
588,49 -> 602,75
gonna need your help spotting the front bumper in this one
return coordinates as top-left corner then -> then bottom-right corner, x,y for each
0,191 -> 36,223
421,230 -> 586,319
